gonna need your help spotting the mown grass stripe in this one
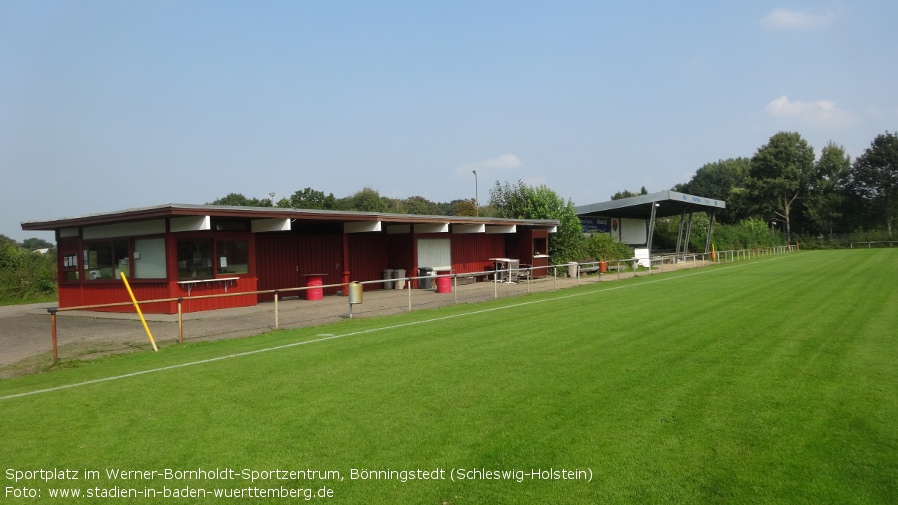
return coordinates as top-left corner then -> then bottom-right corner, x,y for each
0,256 -> 785,401
1,250 -> 894,504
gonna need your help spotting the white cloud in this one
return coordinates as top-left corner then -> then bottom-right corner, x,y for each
455,154 -> 522,175
764,95 -> 855,128
762,7 -> 837,30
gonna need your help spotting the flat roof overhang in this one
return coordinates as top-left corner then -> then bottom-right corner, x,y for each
575,190 -> 726,253
21,203 -> 558,233
575,190 -> 725,219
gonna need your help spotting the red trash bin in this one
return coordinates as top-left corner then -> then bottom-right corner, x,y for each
435,270 -> 451,293
304,274 -> 325,300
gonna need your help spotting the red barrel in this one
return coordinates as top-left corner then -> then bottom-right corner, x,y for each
435,271 -> 451,294
304,274 -> 324,301
599,261 -> 607,273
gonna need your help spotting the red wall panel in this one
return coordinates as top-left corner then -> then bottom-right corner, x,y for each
348,234 -> 389,291
59,281 -> 175,313
387,234 -> 414,276
296,234 -> 344,295
255,234 -> 300,301
255,233 -> 344,299
177,277 -> 257,313
451,234 -> 506,274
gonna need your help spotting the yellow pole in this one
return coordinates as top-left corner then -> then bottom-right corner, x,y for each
120,272 -> 158,352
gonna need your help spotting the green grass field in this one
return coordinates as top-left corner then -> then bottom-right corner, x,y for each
2,249 -> 896,504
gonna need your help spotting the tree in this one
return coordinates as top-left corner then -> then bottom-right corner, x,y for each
0,235 -> 18,269
277,187 -> 337,210
337,187 -> 390,212
0,234 -> 57,304
806,142 -> 850,239
208,193 -> 273,207
849,131 -> 898,236
450,199 -> 478,217
610,187 -> 648,200
403,196 -> 444,216
747,132 -> 815,243
21,238 -> 55,251
673,158 -> 751,223
490,180 -> 584,263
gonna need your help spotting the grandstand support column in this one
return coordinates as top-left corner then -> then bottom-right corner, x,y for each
683,210 -> 695,258
675,208 -> 686,263
647,201 -> 658,252
704,210 -> 716,253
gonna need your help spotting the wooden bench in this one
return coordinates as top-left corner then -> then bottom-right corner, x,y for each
577,260 -> 601,275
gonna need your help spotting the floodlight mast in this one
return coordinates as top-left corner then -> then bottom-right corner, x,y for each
473,170 -> 478,217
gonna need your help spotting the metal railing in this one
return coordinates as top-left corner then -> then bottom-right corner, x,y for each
850,241 -> 897,248
40,245 -> 797,362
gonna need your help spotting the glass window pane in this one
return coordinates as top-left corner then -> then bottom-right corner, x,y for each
61,252 -> 80,282
113,240 -> 128,279
177,240 -> 213,280
135,238 -> 167,279
85,240 -> 129,280
85,242 -> 113,280
217,240 -> 249,274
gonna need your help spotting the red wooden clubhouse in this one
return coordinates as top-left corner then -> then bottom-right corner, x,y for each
22,204 -> 558,314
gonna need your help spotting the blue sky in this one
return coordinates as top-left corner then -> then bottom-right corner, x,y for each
2,0 -> 896,242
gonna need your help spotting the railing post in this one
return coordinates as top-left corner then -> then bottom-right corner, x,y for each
274,289 -> 279,329
177,298 -> 183,343
48,307 -> 58,363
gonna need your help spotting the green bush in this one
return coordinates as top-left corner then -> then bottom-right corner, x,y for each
712,217 -> 783,250
582,233 -> 633,261
850,229 -> 894,243
652,216 -> 784,252
793,229 -> 894,249
0,241 -> 57,305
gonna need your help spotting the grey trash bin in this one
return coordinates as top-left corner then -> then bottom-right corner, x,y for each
383,269 -> 395,290
568,262 -> 579,278
418,267 -> 433,289
393,269 -> 406,289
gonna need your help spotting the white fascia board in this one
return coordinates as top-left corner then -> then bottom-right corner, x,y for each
414,223 -> 449,233
170,216 -> 211,233
452,224 -> 485,234
344,221 -> 382,233
251,218 -> 291,233
485,225 -> 516,234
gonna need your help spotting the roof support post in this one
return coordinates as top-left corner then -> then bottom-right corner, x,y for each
683,210 -> 695,258
675,208 -> 687,263
646,201 -> 658,252
341,232 -> 350,296
704,210 -> 716,253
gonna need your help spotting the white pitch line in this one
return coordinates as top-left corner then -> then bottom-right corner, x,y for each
0,256 -> 790,401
